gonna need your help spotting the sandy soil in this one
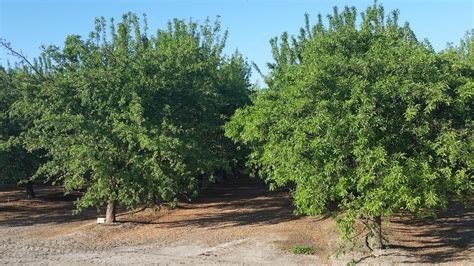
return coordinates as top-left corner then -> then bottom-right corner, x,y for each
0,181 -> 472,265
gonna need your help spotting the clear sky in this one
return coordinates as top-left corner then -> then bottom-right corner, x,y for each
1,0 -> 473,83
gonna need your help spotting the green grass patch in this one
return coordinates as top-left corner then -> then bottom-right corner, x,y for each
291,245 -> 315,255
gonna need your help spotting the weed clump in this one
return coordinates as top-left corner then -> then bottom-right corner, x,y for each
291,245 -> 315,255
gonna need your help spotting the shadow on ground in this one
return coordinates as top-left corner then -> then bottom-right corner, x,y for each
1,180 -> 472,264
0,180 -> 297,229
155,183 -> 298,229
387,205 -> 474,264
0,185 -> 99,226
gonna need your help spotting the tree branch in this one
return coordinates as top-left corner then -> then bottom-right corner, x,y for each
0,39 -> 45,80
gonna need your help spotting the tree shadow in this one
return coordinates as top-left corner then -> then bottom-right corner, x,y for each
0,185 -> 99,226
154,182 -> 303,229
0,179 -> 301,229
387,205 -> 474,263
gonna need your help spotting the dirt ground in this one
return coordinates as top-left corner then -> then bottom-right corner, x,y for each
0,180 -> 472,265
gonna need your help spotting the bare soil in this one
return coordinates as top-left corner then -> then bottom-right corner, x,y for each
0,180 -> 472,265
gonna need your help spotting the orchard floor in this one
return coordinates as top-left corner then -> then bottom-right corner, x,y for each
0,180 -> 472,265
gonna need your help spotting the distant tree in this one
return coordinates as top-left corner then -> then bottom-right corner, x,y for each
226,4 -> 473,250
8,13 -> 250,223
0,64 -> 43,198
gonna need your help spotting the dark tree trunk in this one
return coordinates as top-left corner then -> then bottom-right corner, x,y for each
105,200 -> 116,224
26,182 -> 35,199
372,216 -> 384,250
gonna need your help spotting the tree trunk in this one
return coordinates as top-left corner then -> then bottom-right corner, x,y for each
372,216 -> 384,250
26,182 -> 35,199
105,200 -> 116,224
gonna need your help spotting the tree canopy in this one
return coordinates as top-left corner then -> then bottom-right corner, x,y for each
226,4 -> 473,249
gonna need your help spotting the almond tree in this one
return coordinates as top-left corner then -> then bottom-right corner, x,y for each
9,13 -> 250,223
226,4 -> 473,249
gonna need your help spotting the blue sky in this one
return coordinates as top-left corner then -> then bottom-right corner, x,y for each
1,0 -> 473,83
